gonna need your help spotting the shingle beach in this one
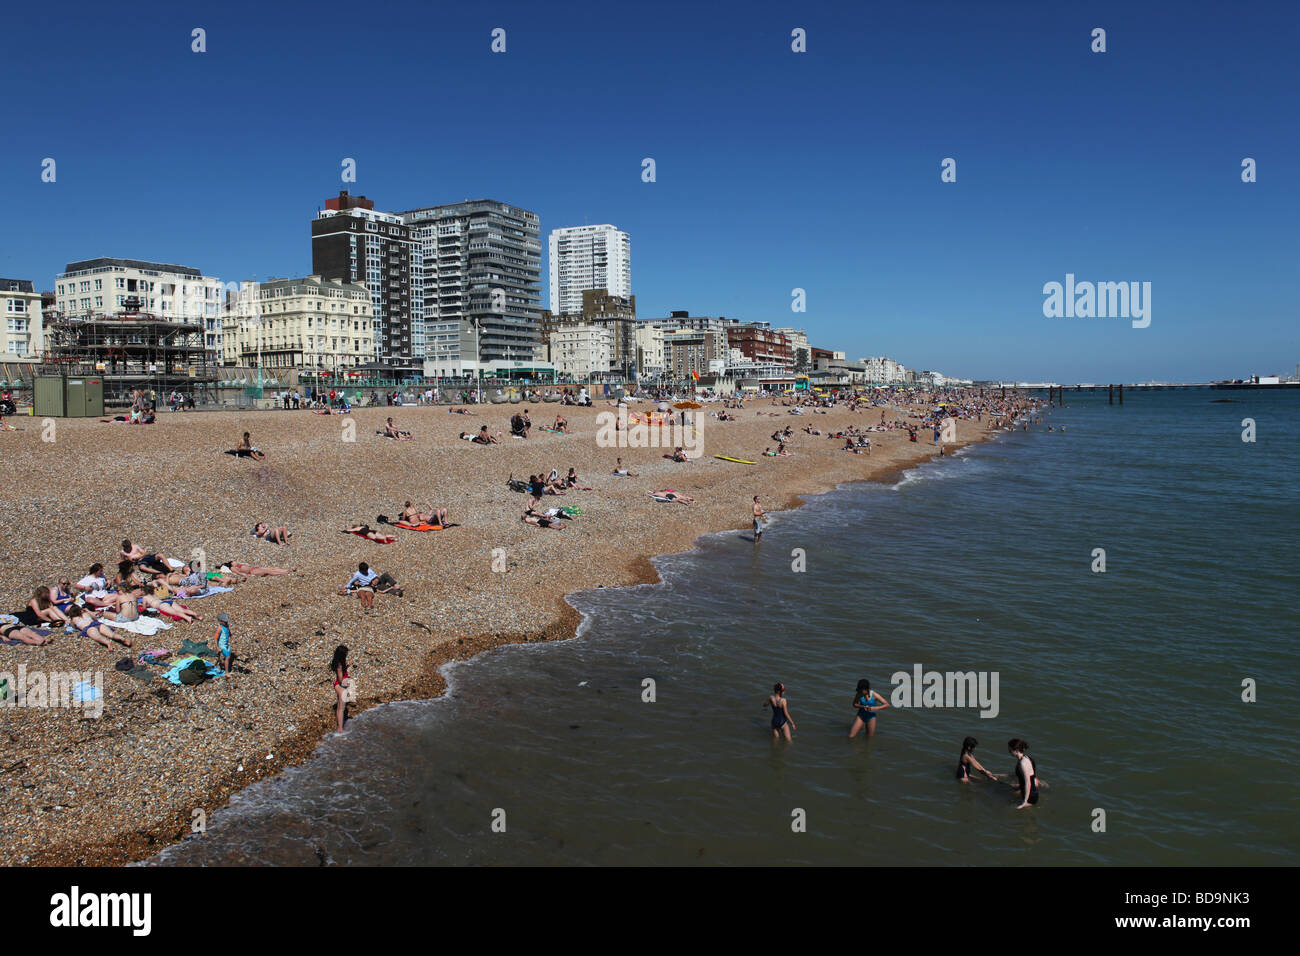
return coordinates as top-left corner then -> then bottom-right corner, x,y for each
0,397 -> 988,865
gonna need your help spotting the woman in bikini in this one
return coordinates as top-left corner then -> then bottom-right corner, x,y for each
140,584 -> 202,623
253,522 -> 292,544
522,509 -> 565,530
400,501 -> 448,526
223,561 -> 295,576
1,618 -> 54,646
331,645 -> 354,732
344,524 -> 397,544
67,604 -> 130,649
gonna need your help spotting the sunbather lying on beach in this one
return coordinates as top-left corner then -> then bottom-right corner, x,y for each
222,561 -> 294,576
649,489 -> 695,504
400,501 -> 448,526
68,605 -> 131,649
140,586 -> 202,622
344,524 -> 397,544
0,619 -> 53,645
522,508 -> 566,530
253,522 -> 292,544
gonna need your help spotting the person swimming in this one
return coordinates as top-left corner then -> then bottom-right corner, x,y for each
765,682 -> 795,741
956,736 -> 1000,782
848,678 -> 889,738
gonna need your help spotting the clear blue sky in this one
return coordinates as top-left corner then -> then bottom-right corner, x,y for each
2,0 -> 1296,382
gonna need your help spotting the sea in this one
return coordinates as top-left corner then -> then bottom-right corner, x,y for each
152,389 -> 1298,866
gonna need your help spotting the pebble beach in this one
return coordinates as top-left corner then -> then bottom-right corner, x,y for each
0,397 -> 988,865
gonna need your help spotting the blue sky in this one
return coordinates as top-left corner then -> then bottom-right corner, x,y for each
2,0 -> 1296,381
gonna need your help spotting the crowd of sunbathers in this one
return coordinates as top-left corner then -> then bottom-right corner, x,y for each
1,538 -> 292,649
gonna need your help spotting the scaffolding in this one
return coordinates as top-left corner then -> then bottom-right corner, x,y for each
37,311 -> 218,406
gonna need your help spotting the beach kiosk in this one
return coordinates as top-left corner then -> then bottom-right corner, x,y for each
34,374 -> 104,418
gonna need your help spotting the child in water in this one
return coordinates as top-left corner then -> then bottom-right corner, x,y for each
848,678 -> 890,737
765,682 -> 796,741
956,736 -> 1000,782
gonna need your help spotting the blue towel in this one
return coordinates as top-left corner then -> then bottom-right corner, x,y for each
184,586 -> 235,599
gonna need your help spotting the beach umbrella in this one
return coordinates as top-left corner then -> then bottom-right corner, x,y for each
673,401 -> 702,410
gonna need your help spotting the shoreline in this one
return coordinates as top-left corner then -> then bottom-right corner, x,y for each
0,399 -> 1013,866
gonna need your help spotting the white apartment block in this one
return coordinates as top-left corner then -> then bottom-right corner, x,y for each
55,258 -> 224,362
634,322 -> 664,379
551,324 -> 613,379
221,276 -> 374,371
549,224 -> 631,316
2,279 -> 43,361
863,355 -> 909,384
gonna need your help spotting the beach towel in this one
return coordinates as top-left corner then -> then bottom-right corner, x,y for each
97,616 -> 173,636
347,530 -> 395,544
178,639 -> 218,659
391,521 -> 443,532
182,586 -> 234,599
163,655 -> 225,685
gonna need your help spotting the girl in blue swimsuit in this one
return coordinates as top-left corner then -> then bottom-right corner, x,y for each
764,682 -> 796,741
848,678 -> 889,738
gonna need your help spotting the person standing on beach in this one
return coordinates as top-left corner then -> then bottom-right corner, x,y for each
765,682 -> 795,741
215,612 -> 233,675
752,496 -> 766,540
330,645 -> 354,732
848,679 -> 890,737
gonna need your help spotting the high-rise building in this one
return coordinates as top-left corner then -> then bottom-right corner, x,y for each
54,258 -> 225,362
2,279 -> 44,361
221,276 -> 374,371
312,191 -> 422,374
400,200 -> 542,376
548,224 -> 631,316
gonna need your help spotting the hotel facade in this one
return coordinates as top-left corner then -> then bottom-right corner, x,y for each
221,276 -> 375,371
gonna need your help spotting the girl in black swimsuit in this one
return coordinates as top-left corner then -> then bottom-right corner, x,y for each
764,682 -> 796,741
956,736 -> 999,782
1008,738 -> 1040,808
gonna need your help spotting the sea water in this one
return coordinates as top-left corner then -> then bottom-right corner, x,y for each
153,390 -> 1299,866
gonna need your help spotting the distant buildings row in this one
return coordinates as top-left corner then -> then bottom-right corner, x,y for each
2,191 -> 965,387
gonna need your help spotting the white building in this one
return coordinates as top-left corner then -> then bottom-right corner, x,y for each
548,224 -> 631,316
55,258 -> 224,362
551,324 -> 613,379
2,279 -> 43,361
634,322 -> 664,379
862,355 -> 909,384
221,276 -> 374,371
